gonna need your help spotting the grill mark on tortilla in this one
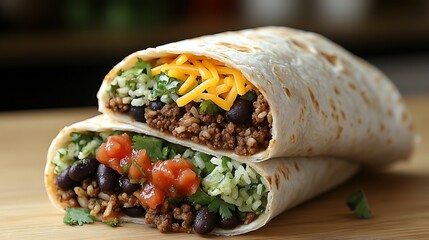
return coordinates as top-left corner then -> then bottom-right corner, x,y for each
216,42 -> 254,53
290,39 -> 310,52
299,107 -> 305,123
336,125 -> 343,139
402,111 -> 408,122
380,123 -> 385,133
306,87 -> 320,112
288,134 -> 296,144
266,176 -> 272,187
387,138 -> 393,145
357,118 -> 362,125
320,51 -> 338,66
348,82 -> 357,91
329,98 -> 337,112
275,173 -> 280,190
333,86 -> 341,95
283,87 -> 292,97
279,166 -> 290,180
331,112 -> 339,123
360,90 -> 372,107
340,110 -> 347,121
293,161 -> 300,172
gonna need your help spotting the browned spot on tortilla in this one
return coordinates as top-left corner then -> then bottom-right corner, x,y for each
402,111 -> 408,122
320,51 -> 338,65
307,147 -> 313,154
321,110 -> 328,119
348,82 -> 357,91
336,125 -> 343,139
333,86 -> 341,95
367,127 -> 371,134
408,123 -> 415,131
288,134 -> 296,144
357,118 -> 362,125
283,87 -> 292,97
280,166 -> 289,180
291,39 -> 310,51
387,109 -> 393,118
331,112 -> 339,123
340,110 -> 346,121
216,42 -> 253,53
293,161 -> 300,172
307,87 -> 320,112
360,91 -> 372,106
380,123 -> 385,133
275,174 -> 280,190
266,176 -> 272,187
375,75 -> 384,83
329,98 -> 337,112
299,107 -> 305,123
387,138 -> 392,145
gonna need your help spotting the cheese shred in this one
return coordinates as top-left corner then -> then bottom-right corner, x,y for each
151,54 -> 256,111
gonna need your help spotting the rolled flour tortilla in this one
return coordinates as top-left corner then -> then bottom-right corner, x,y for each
97,26 -> 415,166
45,115 -> 359,236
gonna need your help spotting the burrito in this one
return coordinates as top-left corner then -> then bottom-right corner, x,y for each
97,26 -> 415,165
45,115 -> 359,235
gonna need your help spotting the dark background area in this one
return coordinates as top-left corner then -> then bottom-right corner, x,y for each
1,0 -> 428,111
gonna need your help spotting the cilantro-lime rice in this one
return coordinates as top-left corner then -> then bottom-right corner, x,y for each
53,131 -> 268,233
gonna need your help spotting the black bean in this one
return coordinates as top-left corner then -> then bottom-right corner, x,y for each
149,100 -> 165,110
194,205 -> 217,235
97,164 -> 120,192
218,211 -> 241,229
56,167 -> 78,190
119,175 -> 140,194
225,99 -> 253,124
68,158 -> 99,182
122,206 -> 146,218
129,106 -> 146,122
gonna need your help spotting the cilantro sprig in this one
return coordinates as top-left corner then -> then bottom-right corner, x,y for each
64,208 -> 94,226
188,188 -> 235,219
347,190 -> 372,219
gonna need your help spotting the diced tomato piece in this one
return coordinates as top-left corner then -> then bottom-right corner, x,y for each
128,149 -> 152,180
137,182 -> 165,209
151,158 -> 200,198
177,168 -> 200,196
96,133 -> 133,174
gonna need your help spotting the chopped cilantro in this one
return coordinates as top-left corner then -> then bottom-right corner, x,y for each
188,188 -> 235,219
63,208 -> 94,226
131,159 -> 146,177
188,187 -> 215,205
347,190 -> 371,219
196,152 -> 215,176
199,99 -> 221,115
152,72 -> 181,103
105,220 -> 121,227
208,197 -> 236,219
132,135 -> 165,161
221,156 -> 231,169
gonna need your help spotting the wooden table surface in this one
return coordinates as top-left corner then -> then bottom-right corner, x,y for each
1,94 -> 428,239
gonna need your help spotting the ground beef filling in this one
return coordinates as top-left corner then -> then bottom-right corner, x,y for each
107,94 -> 272,155
55,178 -> 256,233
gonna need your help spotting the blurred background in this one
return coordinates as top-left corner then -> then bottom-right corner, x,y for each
1,0 -> 428,111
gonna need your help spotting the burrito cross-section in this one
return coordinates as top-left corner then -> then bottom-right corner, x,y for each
97,26 -> 415,165
45,115 -> 359,236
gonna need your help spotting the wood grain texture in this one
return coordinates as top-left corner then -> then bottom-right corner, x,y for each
0,95 -> 428,239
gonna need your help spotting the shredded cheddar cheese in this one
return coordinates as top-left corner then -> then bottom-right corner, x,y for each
151,54 -> 256,111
